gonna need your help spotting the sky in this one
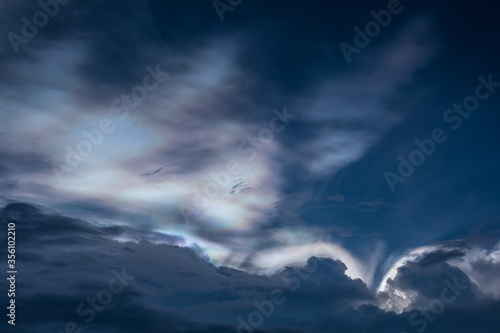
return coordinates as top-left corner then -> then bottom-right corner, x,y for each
0,0 -> 500,332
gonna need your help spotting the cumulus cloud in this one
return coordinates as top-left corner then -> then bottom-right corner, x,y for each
1,1 -> 499,331
2,203 -> 500,332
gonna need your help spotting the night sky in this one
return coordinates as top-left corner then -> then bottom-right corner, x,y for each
1,0 -> 500,332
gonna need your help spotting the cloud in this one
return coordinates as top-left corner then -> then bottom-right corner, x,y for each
2,202 -> 499,332
0,1 -> 438,250
0,1 -> 499,332
295,16 -> 438,178
376,241 -> 500,314
448,241 -> 500,298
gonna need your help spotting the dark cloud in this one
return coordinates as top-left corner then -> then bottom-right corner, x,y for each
1,203 -> 500,332
0,150 -> 53,178
1,0 -> 499,331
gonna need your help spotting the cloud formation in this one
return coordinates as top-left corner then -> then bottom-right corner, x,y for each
1,0 -> 500,331
1,203 -> 500,332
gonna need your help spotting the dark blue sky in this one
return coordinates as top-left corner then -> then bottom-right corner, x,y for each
0,0 -> 499,332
